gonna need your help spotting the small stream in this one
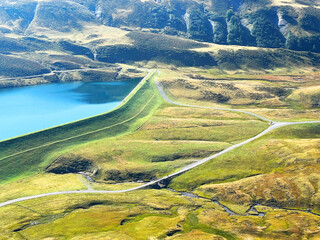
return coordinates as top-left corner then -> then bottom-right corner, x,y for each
167,188 -> 265,217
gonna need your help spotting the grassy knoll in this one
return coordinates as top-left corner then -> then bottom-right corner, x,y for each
65,139 -> 230,182
58,102 -> 267,183
0,174 -> 86,203
0,54 -> 51,78
170,123 -> 320,210
127,117 -> 267,143
157,68 -> 320,121
1,189 -> 320,239
287,86 -> 320,108
248,108 -> 320,122
0,72 -> 163,184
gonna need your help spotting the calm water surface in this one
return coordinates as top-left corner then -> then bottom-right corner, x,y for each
0,80 -> 139,141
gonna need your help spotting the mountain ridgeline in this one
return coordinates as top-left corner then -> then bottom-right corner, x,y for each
1,0 -> 320,53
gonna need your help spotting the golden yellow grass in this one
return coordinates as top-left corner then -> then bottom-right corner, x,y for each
157,106 -> 255,120
249,108 -> 320,121
193,43 -> 262,53
129,116 -> 267,142
287,86 -> 320,108
194,138 -> 320,210
156,67 -> 320,121
270,0 -> 320,8
91,182 -> 143,191
25,24 -> 132,46
161,79 -> 276,108
1,188 -> 320,239
167,230 -> 226,240
0,174 -> 86,203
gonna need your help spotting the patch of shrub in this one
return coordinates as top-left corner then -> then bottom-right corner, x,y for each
300,8 -> 320,32
127,31 -> 207,50
167,15 -> 187,32
104,169 -> 122,181
251,17 -> 285,48
187,8 -> 213,42
226,10 -> 244,45
212,20 -> 227,44
0,37 -> 26,52
59,41 -> 94,59
0,54 -> 50,77
96,43 -> 217,67
201,90 -> 231,103
214,48 -> 320,70
286,32 -> 320,53
46,154 -> 93,174
104,169 -> 155,182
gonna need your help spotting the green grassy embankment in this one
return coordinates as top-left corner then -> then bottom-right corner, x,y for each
0,72 -> 163,184
62,102 -> 268,183
170,123 -> 320,193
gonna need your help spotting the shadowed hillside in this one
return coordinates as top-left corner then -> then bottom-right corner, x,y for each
1,0 -> 320,52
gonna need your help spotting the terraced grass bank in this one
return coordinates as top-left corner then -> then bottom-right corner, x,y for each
0,71 -> 163,184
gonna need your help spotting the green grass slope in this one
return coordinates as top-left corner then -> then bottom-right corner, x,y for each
170,123 -> 320,192
0,72 -> 163,184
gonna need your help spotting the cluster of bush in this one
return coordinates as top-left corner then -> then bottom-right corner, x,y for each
125,3 -> 320,53
286,33 -> 320,53
96,32 -> 217,67
211,9 -> 285,48
210,7 -> 320,52
78,0 -> 320,53
96,44 -> 217,67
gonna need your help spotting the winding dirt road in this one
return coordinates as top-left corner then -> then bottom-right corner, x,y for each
0,73 -> 319,208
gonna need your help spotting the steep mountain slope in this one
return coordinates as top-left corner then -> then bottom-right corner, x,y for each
1,0 -> 319,53
0,0 -> 319,82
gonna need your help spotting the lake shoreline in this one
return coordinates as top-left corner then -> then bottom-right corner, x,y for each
0,78 -> 141,141
0,67 -> 145,89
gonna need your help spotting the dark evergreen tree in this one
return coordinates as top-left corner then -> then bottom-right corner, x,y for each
285,32 -> 299,50
226,9 -> 234,22
167,14 -> 187,32
187,9 -> 213,42
251,17 -> 285,48
146,6 -> 169,29
300,14 -> 320,32
227,13 -> 244,45
297,35 -> 320,52
213,21 -> 227,44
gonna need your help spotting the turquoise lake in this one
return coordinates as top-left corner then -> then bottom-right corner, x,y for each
0,80 -> 140,141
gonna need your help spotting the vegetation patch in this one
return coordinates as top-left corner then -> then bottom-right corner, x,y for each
287,86 -> 320,108
0,54 -> 50,78
97,44 -> 217,67
170,123 -> 320,196
46,154 -> 93,174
